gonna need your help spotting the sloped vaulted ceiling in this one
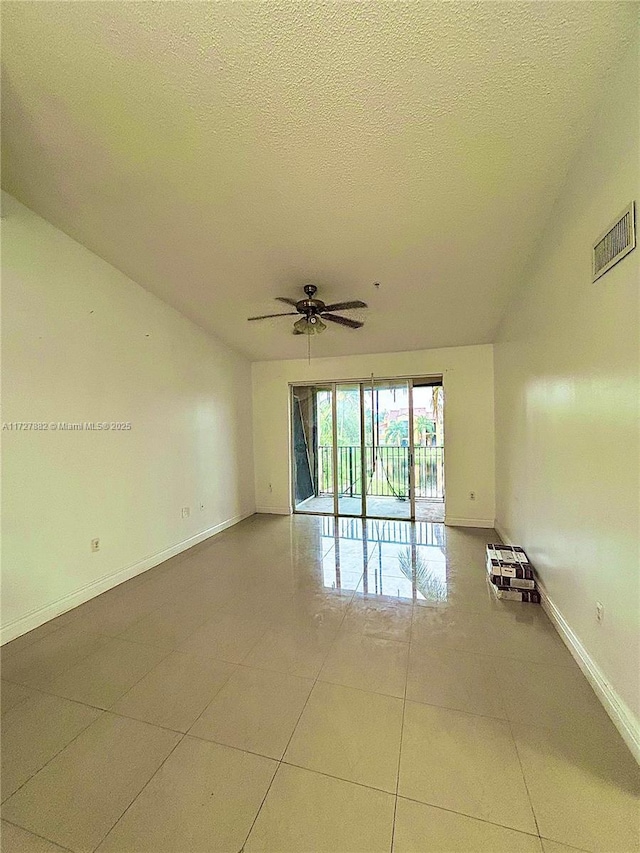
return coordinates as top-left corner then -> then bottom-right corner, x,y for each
2,2 -> 637,360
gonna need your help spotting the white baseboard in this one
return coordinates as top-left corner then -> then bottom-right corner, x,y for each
444,516 -> 495,529
255,505 -> 292,515
494,519 -> 640,764
540,584 -> 640,764
1,510 -> 255,645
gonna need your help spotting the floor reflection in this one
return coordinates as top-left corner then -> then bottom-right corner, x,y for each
320,517 -> 447,602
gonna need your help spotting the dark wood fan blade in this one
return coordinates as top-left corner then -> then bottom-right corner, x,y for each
292,329 -> 304,335
322,300 -> 367,311
275,297 -> 299,307
247,312 -> 299,321
323,313 -> 364,329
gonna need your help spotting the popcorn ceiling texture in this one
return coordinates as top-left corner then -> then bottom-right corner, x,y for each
2,2 -> 637,360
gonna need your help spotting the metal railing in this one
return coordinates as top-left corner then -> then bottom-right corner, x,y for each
318,445 -> 444,500
321,516 -> 446,548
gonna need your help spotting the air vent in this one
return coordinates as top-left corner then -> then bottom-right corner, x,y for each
593,202 -> 635,282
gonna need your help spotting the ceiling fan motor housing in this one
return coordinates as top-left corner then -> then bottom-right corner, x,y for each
298,285 -> 326,315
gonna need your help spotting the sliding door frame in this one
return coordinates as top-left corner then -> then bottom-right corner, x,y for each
359,382 -> 367,518
408,379 -> 416,521
291,374 -> 442,521
330,383 -> 339,517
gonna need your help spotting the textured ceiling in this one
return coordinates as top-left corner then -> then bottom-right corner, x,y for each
2,2 -> 637,360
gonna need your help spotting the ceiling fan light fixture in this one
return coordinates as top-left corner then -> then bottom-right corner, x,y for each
294,315 -> 326,335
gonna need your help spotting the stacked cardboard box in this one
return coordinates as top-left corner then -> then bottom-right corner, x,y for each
486,544 -> 540,603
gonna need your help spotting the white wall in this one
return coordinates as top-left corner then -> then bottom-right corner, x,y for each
1,193 -> 255,642
494,36 -> 640,754
252,345 -> 495,527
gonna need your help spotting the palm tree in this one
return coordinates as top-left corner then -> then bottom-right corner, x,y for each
318,395 -> 333,445
414,415 -> 435,446
397,547 -> 447,602
384,419 -> 408,446
336,389 -> 361,445
432,386 -> 443,431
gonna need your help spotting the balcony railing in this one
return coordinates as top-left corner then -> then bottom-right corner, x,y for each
321,516 -> 446,547
318,445 -> 444,500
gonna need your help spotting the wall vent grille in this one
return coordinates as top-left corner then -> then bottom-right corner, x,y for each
593,202 -> 635,281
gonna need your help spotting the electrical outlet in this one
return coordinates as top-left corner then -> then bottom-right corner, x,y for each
91,538 -> 100,552
596,602 -> 604,624
200,503 -> 205,512
469,491 -> 476,501
181,506 -> 190,519
268,483 -> 273,493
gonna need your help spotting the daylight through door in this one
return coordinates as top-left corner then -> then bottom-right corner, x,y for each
291,377 -> 444,520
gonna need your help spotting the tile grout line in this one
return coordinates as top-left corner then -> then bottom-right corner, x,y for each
1,641 -> 176,720
107,719 -> 545,845
237,579 -> 360,852
393,792 -> 546,840
4,652 -> 244,850
88,728 -> 189,853
390,599 -> 414,853
111,579 -> 295,666
3,612 -> 575,703
0,623 -> 66,660
92,722 -> 551,849
508,716 -> 543,840
538,835 -> 591,853
276,757 -> 397,796
0,633 -> 116,695
63,641 -> 176,702
177,656 -> 251,736
2,655 -> 230,847
1,704 -> 105,811
6,603 -> 408,721
42,630 -> 581,727
1,563 -> 231,687
0,817 -> 76,852
58,546 -> 243,650
0,688 -> 34,719
404,638 -> 576,670
110,589 -> 237,648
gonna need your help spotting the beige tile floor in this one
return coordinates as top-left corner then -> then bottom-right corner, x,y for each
1,514 -> 638,853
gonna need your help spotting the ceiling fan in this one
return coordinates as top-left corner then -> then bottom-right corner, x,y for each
247,285 -> 367,335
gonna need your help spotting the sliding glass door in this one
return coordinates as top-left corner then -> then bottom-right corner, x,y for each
335,384 -> 363,516
411,380 -> 445,522
291,384 -> 334,514
363,380 -> 412,519
291,377 -> 443,519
